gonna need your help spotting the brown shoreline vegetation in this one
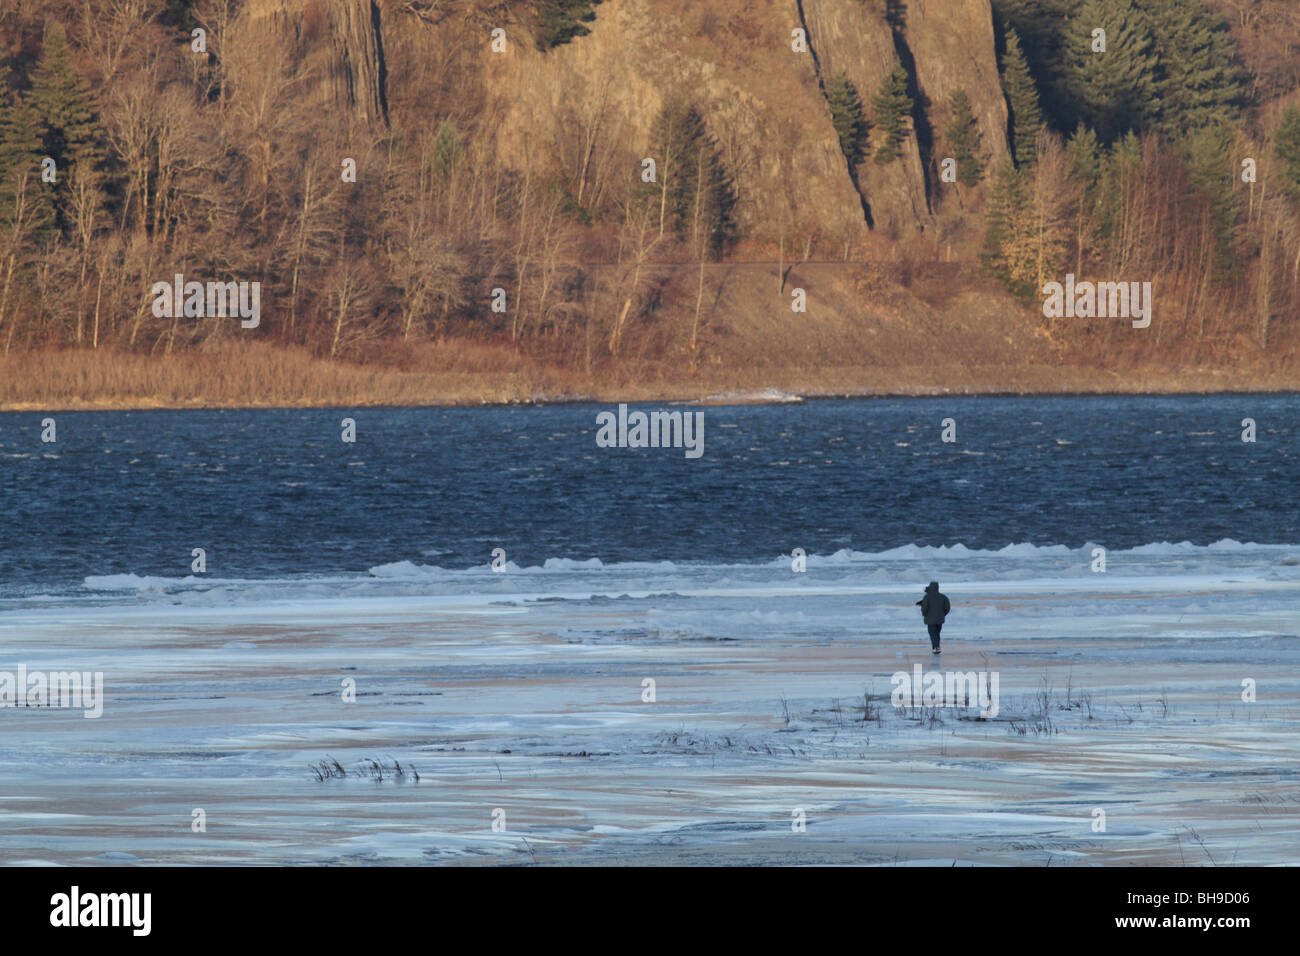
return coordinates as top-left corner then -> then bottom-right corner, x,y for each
2,337 -> 1296,411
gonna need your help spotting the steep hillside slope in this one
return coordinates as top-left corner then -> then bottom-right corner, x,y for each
240,0 -> 388,123
239,0 -> 1009,242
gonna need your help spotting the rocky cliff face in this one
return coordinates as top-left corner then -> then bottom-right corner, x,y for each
479,0 -> 870,245
799,0 -> 930,234
240,0 -> 388,124
236,0 -> 1009,239
800,0 -> 1010,234
905,0 -> 1011,178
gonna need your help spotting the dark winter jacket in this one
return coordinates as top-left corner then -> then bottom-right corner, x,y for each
917,582 -> 950,626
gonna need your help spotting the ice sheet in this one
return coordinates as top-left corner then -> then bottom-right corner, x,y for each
1,542 -> 1297,865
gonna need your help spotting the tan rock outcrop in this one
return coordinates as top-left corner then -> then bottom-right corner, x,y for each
480,0 -> 870,245
240,0 -> 388,125
234,0 -> 1011,239
905,0 -> 1011,174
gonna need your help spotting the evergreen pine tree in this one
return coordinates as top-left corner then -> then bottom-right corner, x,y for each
0,88 -> 56,239
535,0 -> 603,50
945,90 -> 984,187
28,23 -> 106,175
981,138 -> 1072,300
27,21 -> 107,231
647,97 -> 696,237
1066,123 -> 1103,188
871,62 -> 912,165
1066,123 -> 1104,271
433,120 -> 462,184
1272,106 -> 1300,204
1110,129 -> 1144,167
686,130 -> 736,255
993,0 -> 1070,120
1060,0 -> 1160,142
1001,26 -> 1043,168
826,72 -> 869,169
646,98 -> 734,254
1145,0 -> 1243,135
1182,122 -> 1239,277
982,159 -> 1033,295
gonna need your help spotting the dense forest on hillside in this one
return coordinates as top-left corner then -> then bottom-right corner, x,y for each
984,0 -> 1300,349
0,0 -> 1297,403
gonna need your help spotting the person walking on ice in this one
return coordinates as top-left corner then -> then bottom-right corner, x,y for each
916,581 -> 951,654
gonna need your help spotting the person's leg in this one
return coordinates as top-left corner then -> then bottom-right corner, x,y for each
927,624 -> 941,651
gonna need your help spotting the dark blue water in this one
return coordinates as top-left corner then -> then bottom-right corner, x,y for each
0,396 -> 1294,597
